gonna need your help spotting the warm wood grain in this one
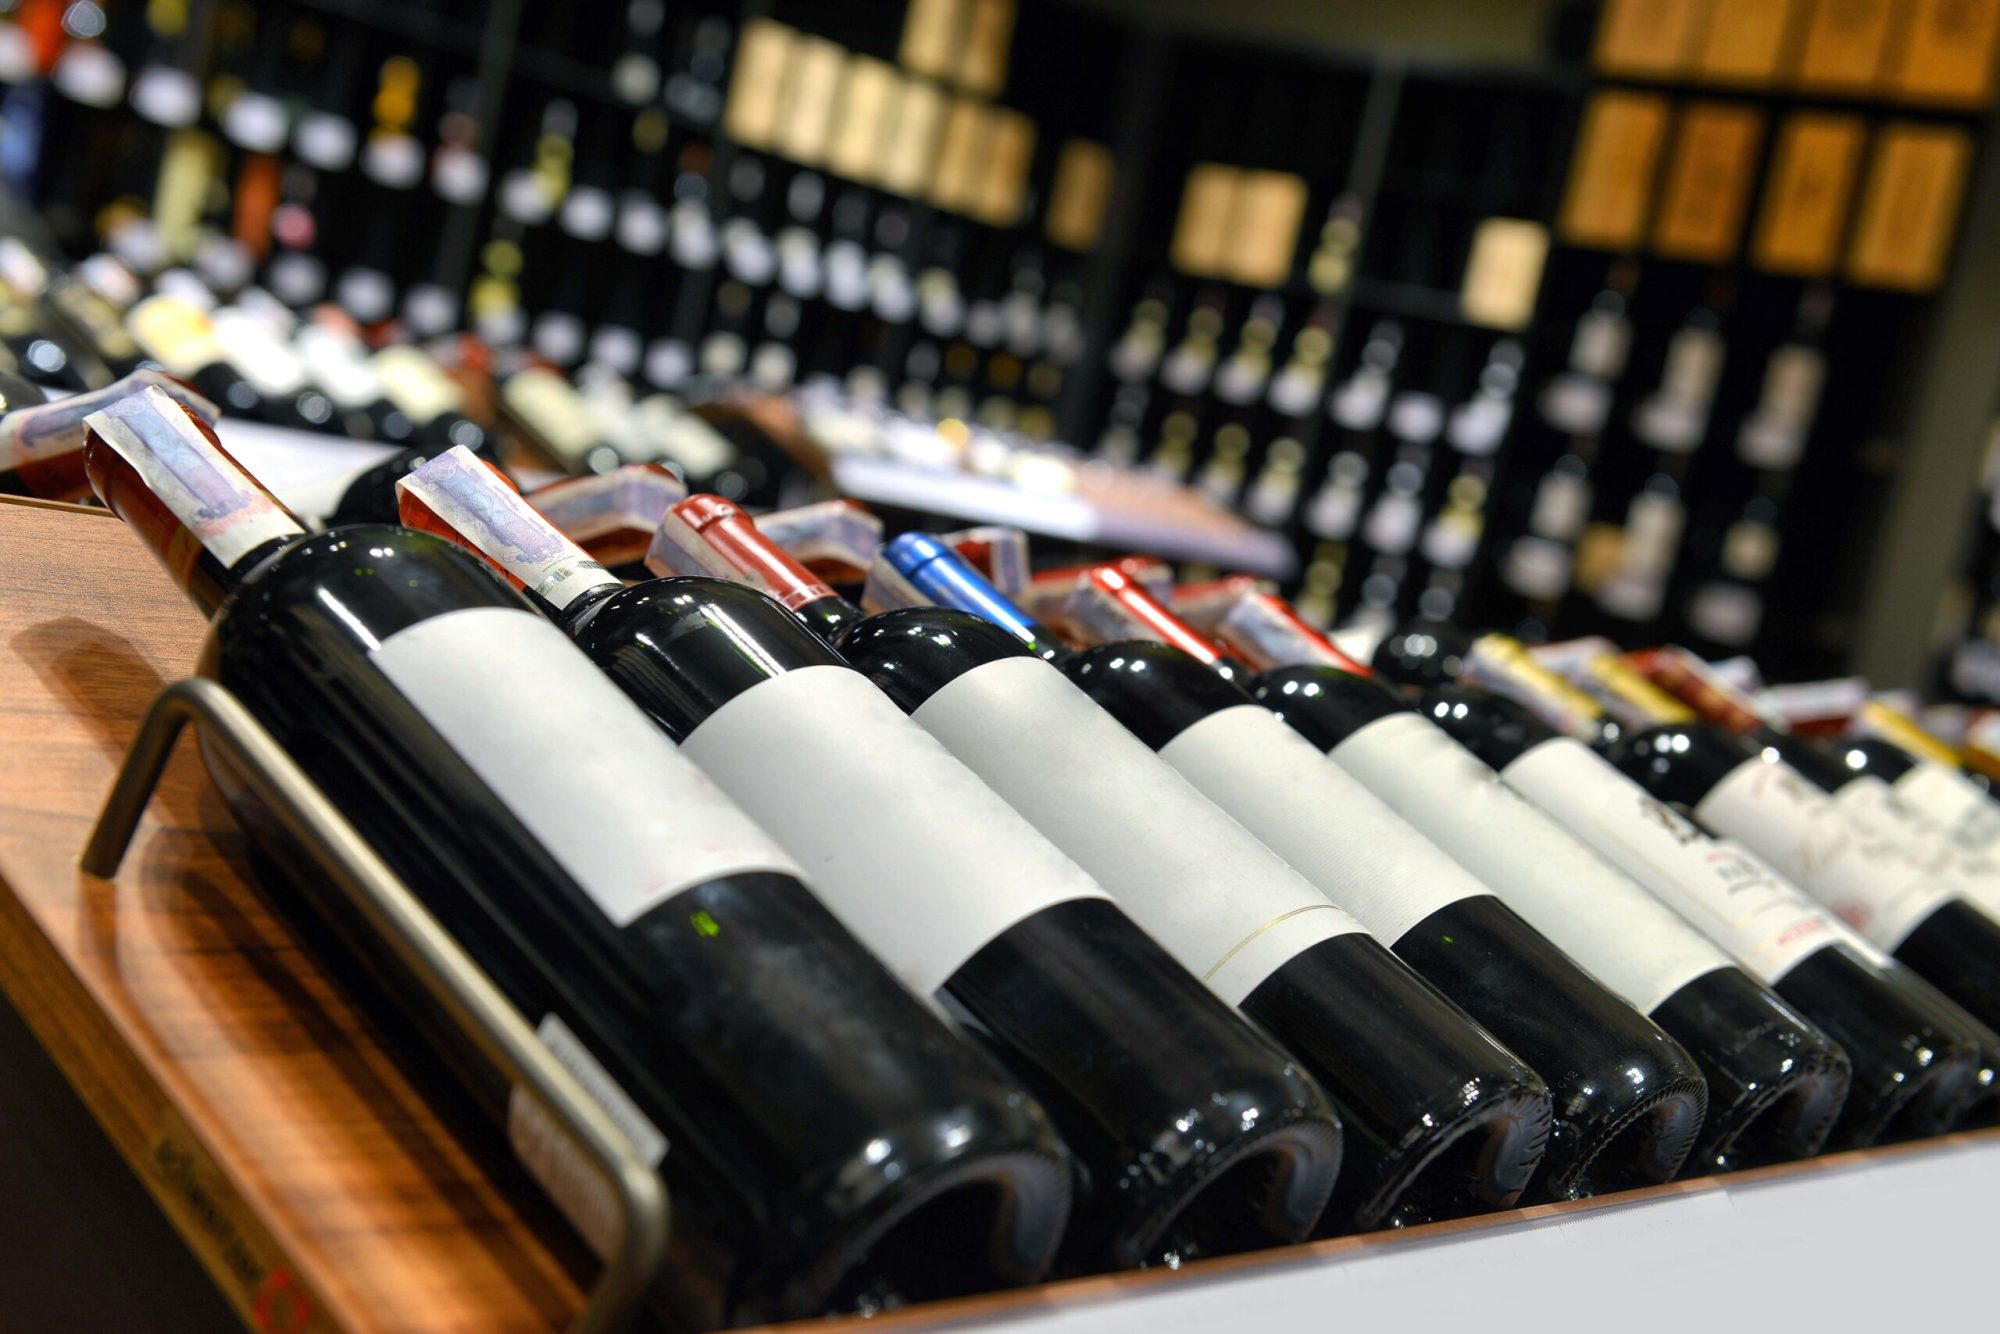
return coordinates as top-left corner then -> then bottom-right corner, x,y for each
0,499 -> 585,1333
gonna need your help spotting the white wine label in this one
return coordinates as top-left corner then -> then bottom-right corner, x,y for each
375,607 -> 803,928
1503,737 -> 1870,984
681,666 -> 1109,998
397,447 -> 620,610
372,345 -> 464,425
211,309 -> 308,397
507,1011 -> 669,1255
1894,762 -> 2000,859
1695,759 -> 1957,949
915,658 -> 1363,1004
1829,774 -> 2000,918
296,324 -> 383,409
1334,715 -> 1733,1013
1158,705 -> 1493,946
127,294 -> 224,375
504,368 -> 603,469
87,386 -> 304,569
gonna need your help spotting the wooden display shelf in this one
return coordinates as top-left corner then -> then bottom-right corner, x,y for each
3,496 -> 1996,1334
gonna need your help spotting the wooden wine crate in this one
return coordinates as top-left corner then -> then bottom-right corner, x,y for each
2,495 -> 1995,1334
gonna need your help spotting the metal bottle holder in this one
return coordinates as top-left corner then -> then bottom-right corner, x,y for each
82,677 -> 671,1334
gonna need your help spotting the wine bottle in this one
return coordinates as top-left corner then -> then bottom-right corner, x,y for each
844,533 -> 1556,1231
0,368 -> 215,500
1054,568 -> 1708,1198
82,386 -> 1074,1328
1630,648 -> 2000,1043
1226,614 -> 1861,1162
1417,630 -> 1992,1136
405,467 -> 1345,1270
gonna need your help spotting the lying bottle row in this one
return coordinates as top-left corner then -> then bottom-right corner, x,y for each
53,380 -> 2000,1329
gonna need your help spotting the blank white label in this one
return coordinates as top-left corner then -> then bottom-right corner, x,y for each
1503,738 -> 1872,984
1158,705 -> 1493,947
1334,716 -> 1732,1014
914,657 -> 1363,1004
1696,759 -> 1956,950
680,666 -> 1108,998
373,608 -> 803,927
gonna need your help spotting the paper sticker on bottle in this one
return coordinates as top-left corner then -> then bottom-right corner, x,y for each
373,607 -> 805,927
86,386 -> 304,569
1503,737 -> 1873,983
2,371 -> 216,497
916,657 -> 1363,1004
1332,715 -> 1733,1012
1695,758 -> 1956,949
1158,705 -> 1493,947
680,665 -> 1109,997
507,1012 -> 667,1260
398,447 -> 620,610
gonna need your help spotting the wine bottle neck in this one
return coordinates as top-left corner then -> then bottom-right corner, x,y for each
1629,647 -> 1781,739
81,384 -> 305,617
648,493 -> 855,639
875,533 -> 1065,662
395,444 -> 623,622
1063,565 -> 1241,678
1458,632 -> 1619,746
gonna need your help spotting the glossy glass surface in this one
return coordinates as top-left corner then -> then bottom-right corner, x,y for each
1896,900 -> 2000,1040
202,528 -> 1072,1327
1246,666 -> 1710,1199
850,615 -> 1554,1233
568,578 -> 1345,1269
1605,724 -> 1990,1147
1420,686 -> 1854,1171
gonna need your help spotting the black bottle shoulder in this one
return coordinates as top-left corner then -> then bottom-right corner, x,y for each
1417,685 -> 1557,771
1250,666 -> 1406,753
1831,736 -> 1919,785
838,606 -> 1035,712
217,523 -> 526,647
1602,721 -> 1762,810
567,576 -> 851,737
1060,641 -> 1252,751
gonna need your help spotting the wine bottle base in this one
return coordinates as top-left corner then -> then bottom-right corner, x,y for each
1118,1115 -> 1344,1271
793,1148 -> 1071,1323
1536,1076 -> 1707,1202
1355,1084 -> 1554,1231
1695,1052 -> 1851,1174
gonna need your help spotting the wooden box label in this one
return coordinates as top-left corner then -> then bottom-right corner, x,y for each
958,0 -> 1016,95
879,78 -> 947,197
1652,102 -> 1766,263
1892,0 -> 2000,107
723,18 -> 792,150
148,1110 -> 335,1334
1847,122 -> 1974,290
900,0 -> 963,79
1227,170 -> 1308,288
773,36 -> 844,166
1046,139 -> 1114,251
1595,0 -> 1705,77
973,108 -> 1036,226
1560,91 -> 1672,250
1752,112 -> 1865,275
1794,0 -> 1896,92
1461,218 -> 1551,331
827,56 -> 898,182
1172,164 -> 1242,276
1695,0 -> 1798,83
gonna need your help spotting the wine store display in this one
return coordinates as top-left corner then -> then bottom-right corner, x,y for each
6,0 -> 2000,1328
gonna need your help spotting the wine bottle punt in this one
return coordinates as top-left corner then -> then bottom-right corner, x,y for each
401,460 -> 1345,1271
83,388 -> 1076,1329
851,533 -> 1555,1231
1055,568 -> 1708,1199
1376,622 -> 1990,1144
